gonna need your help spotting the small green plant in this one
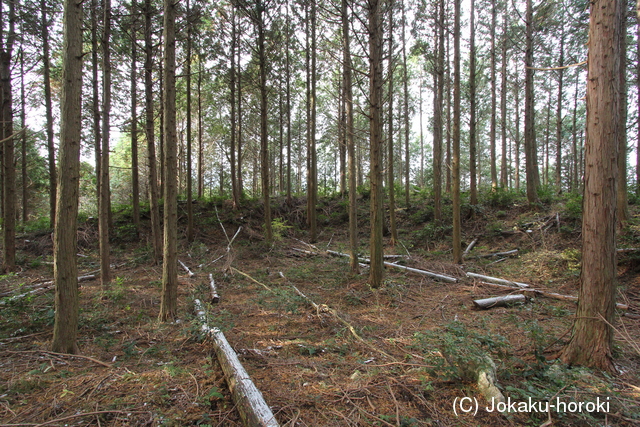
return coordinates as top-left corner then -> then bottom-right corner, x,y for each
414,322 -> 508,382
270,217 -> 292,241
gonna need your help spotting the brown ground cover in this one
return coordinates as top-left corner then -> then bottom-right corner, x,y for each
1,198 -> 639,426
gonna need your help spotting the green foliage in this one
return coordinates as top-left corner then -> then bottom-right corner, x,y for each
414,222 -> 451,241
479,188 -> 524,209
255,287 -> 307,314
561,192 -> 582,222
17,216 -> 52,233
413,322 -> 508,382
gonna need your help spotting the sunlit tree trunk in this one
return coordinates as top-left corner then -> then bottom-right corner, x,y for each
559,0 -> 619,373
159,0 -> 178,322
52,0 -> 83,354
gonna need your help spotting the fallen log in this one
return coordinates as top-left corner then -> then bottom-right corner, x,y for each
466,272 -> 530,288
477,249 -> 519,259
462,237 -> 479,258
326,250 -> 458,282
0,275 -> 97,305
473,294 -> 527,309
179,260 -> 195,278
209,274 -> 220,304
194,299 -> 279,427
477,281 -> 630,311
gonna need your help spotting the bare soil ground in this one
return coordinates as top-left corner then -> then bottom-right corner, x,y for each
1,197 -> 639,426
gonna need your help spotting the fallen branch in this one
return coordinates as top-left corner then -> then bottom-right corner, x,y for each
463,237 -> 479,258
473,294 -> 527,309
477,249 -> 519,259
179,260 -> 195,278
326,250 -> 457,282
466,272 -> 530,288
231,267 -> 272,292
209,274 -> 220,304
477,281 -> 630,310
194,300 -> 279,427
6,350 -> 111,368
0,275 -> 96,305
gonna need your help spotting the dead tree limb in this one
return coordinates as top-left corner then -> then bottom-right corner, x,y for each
179,260 -> 195,278
473,294 -> 527,309
194,299 -> 279,427
463,237 -> 479,258
466,272 -> 530,288
209,274 -> 220,303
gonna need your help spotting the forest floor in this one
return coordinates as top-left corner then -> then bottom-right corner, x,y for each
1,193 -> 639,427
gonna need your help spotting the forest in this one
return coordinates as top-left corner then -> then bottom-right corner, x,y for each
0,0 -> 639,425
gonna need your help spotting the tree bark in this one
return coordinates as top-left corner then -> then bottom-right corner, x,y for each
159,0 -> 178,322
230,8 -> 239,209
387,0 -> 397,246
368,0 -> 384,288
186,0 -> 194,242
401,0 -> 410,206
144,0 -> 162,264
616,0 -> 628,226
469,0 -> 478,205
41,0 -> 56,228
559,0 -> 619,373
554,33 -> 565,194
307,2 -> 318,243
500,10 -> 508,189
433,0 -> 444,221
99,0 -> 112,288
130,1 -> 140,236
524,0 -> 540,204
52,0 -> 83,354
1,0 -> 16,273
257,1 -> 272,243
489,0 -> 498,190
452,0 -> 462,264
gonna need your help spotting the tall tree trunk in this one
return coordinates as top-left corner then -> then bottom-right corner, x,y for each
198,61 -> 203,199
186,0 -> 194,242
342,0 -> 359,274
307,2 -> 318,242
99,0 -> 112,288
514,64 -> 521,191
500,10 -> 508,189
41,0 -> 56,228
637,18 -> 640,197
20,45 -> 26,222
616,0 -> 628,226
387,0 -> 398,246
560,0 -> 619,373
130,1 -> 140,236
237,45 -> 243,199
159,0 -> 178,322
368,0 -> 384,288
524,0 -> 540,203
401,0 -> 410,206
489,0 -> 498,189
91,0 -> 101,218
286,1 -> 292,205
433,0 -> 444,221
230,9 -> 238,208
257,1 -> 272,243
52,0 -> 83,354
144,0 -> 161,264
571,74 -> 579,192
469,0 -> 478,204
555,33 -> 565,194
1,0 -> 16,273
452,0 -> 462,264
